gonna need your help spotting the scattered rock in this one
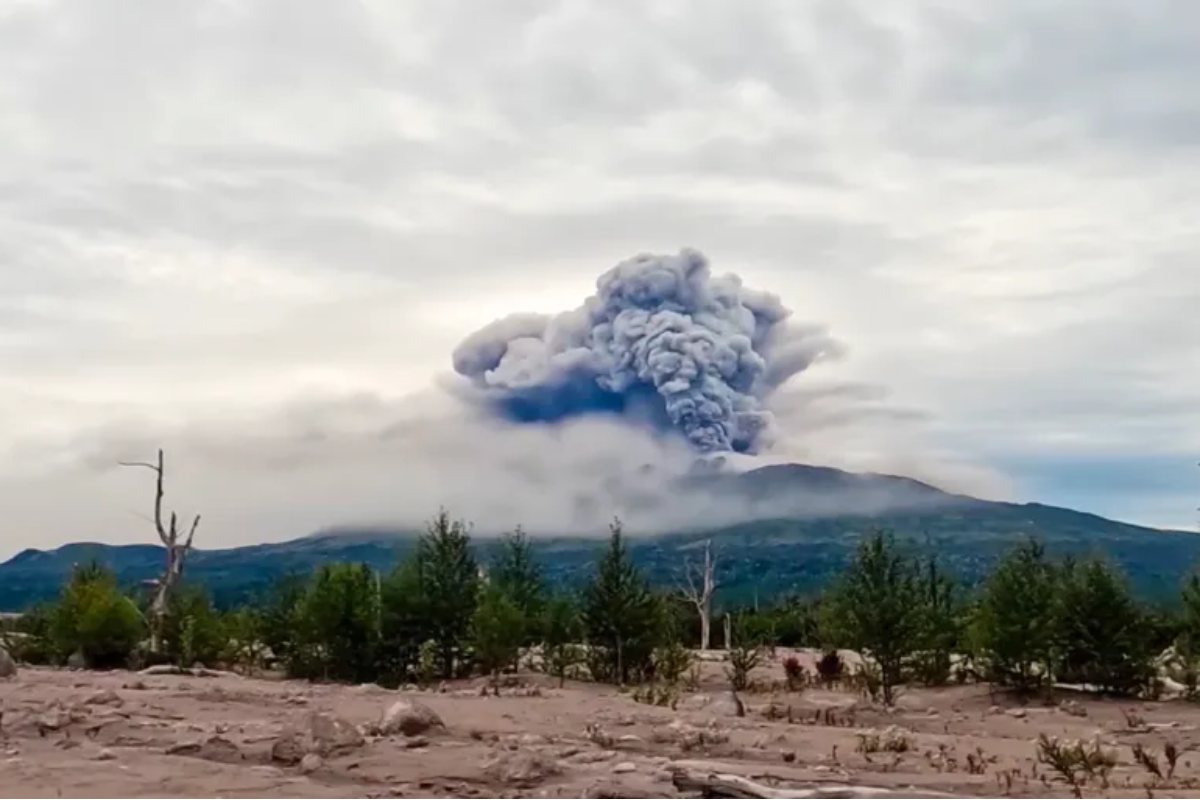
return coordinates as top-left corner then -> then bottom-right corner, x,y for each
376,698 -> 446,737
1007,708 -> 1027,719
987,705 -> 1002,715
94,748 -> 116,761
678,691 -> 744,718
482,749 -> 563,786
84,689 -> 123,707
1059,700 -> 1088,717
0,647 -> 16,678
167,736 -> 244,764
612,761 -> 636,773
38,708 -> 71,732
570,749 -> 617,764
122,679 -> 147,691
403,736 -> 430,749
66,651 -> 86,670
299,753 -> 323,774
272,711 -> 366,765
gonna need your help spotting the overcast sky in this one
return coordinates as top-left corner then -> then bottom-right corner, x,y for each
1,0 -> 1198,559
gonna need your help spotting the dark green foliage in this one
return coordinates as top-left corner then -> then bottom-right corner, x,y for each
161,586 -> 228,668
378,557 -> 427,686
1055,558 -> 1154,696
257,572 -> 307,668
5,603 -> 54,664
471,583 -> 525,683
658,592 -> 701,649
1178,575 -> 1200,659
823,529 -> 924,704
414,510 -> 479,679
541,593 -> 583,687
490,527 -> 545,641
741,597 -> 823,649
725,615 -> 766,691
970,538 -> 1058,693
580,520 -> 661,684
289,562 -> 379,683
5,492 -> 1200,613
50,563 -> 144,669
652,594 -> 695,684
816,649 -> 845,683
912,553 -> 960,686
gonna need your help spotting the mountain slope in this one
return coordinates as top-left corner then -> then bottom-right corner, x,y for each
1,463 -> 1196,610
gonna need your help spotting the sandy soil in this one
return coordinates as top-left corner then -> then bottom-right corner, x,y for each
3,652 -> 1200,798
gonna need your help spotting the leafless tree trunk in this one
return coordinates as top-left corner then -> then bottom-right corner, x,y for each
678,539 -> 719,651
118,448 -> 200,653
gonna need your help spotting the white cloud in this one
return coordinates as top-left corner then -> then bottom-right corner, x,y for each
1,0 -> 1198,557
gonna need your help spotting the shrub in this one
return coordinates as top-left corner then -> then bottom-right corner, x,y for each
725,617 -> 765,691
161,586 -> 229,668
816,649 -> 844,683
783,655 -> 808,691
50,565 -> 144,670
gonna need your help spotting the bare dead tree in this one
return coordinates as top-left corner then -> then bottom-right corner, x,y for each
118,448 -> 200,652
677,538 -> 719,651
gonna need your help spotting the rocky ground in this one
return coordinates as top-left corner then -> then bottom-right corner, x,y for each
3,651 -> 1200,798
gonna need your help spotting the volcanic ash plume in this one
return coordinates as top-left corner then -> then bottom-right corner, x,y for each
451,249 -> 842,454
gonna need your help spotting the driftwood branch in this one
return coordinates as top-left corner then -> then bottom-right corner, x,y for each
670,767 -> 964,799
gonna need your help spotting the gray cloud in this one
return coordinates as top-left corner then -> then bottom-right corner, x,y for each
1,0 -> 1198,556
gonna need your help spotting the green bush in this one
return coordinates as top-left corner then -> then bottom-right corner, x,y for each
970,539 -> 1058,694
50,565 -> 144,669
471,583 -> 525,684
161,586 -> 229,668
289,562 -> 380,683
1055,557 -> 1154,696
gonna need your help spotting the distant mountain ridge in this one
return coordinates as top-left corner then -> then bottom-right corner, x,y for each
1,462 -> 1196,610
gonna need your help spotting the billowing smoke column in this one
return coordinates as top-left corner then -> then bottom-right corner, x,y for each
452,249 -> 839,454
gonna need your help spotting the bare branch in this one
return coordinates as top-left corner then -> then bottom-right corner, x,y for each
183,514 -> 201,550
116,461 -> 158,470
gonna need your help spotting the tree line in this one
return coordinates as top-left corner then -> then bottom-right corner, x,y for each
5,512 -> 1200,704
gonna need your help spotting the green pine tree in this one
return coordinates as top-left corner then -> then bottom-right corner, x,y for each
378,556 -> 429,686
415,509 -> 480,679
580,519 -> 661,685
1055,557 -> 1153,696
471,583 -> 526,688
823,529 -> 924,704
542,593 -> 583,687
970,538 -> 1058,694
290,562 -> 380,683
490,526 -> 546,641
913,551 -> 959,686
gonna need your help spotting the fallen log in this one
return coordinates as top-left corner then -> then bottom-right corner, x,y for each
670,767 -> 964,799
139,664 -> 241,679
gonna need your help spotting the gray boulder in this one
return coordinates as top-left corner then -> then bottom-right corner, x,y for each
376,697 -> 446,737
0,646 -> 16,678
271,711 -> 365,765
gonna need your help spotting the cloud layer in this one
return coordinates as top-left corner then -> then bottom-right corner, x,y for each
1,0 -> 1198,556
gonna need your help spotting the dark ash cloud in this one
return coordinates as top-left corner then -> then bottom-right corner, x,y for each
451,249 -> 842,453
